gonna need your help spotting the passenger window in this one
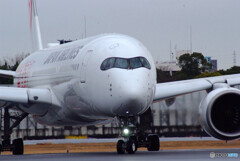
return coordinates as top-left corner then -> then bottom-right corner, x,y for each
115,58 -> 129,69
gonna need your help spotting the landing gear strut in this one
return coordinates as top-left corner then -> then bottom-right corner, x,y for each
116,108 -> 160,154
0,107 -> 28,155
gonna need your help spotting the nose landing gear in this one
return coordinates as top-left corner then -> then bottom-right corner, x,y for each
117,138 -> 137,154
117,108 -> 160,154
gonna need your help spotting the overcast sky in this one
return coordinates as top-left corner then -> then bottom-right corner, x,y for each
0,0 -> 240,69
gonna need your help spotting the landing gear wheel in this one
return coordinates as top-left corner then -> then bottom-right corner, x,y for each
147,135 -> 159,151
126,140 -> 137,154
117,140 -> 125,154
12,138 -> 24,155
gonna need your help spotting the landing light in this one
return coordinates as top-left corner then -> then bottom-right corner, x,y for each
123,128 -> 129,135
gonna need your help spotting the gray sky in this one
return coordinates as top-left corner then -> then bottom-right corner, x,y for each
0,0 -> 240,69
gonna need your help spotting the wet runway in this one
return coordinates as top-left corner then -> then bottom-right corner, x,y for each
1,149 -> 239,161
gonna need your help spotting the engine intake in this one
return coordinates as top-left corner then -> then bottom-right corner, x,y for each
199,87 -> 240,140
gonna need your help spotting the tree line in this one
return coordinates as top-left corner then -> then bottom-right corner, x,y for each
157,52 -> 240,83
0,53 -> 29,84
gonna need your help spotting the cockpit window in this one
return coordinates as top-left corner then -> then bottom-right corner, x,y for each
105,58 -> 115,70
130,57 -> 142,69
100,57 -> 151,71
139,57 -> 151,69
115,58 -> 129,69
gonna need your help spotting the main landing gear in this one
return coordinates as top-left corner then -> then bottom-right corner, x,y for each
0,107 -> 28,155
116,108 -> 160,154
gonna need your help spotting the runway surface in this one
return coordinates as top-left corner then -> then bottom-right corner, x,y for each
1,149 -> 239,161
23,137 -> 220,145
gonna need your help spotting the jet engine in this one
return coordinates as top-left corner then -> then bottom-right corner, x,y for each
199,87 -> 240,140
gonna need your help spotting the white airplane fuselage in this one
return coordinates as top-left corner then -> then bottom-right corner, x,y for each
14,34 -> 156,126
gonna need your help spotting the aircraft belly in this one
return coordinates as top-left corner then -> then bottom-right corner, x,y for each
33,104 -> 113,126
32,88 -> 113,126
64,94 -> 115,120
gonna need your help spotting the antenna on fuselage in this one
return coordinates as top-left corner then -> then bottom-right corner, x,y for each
29,0 -> 43,50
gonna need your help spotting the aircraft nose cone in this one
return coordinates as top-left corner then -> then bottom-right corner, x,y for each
113,79 -> 152,116
123,90 -> 146,114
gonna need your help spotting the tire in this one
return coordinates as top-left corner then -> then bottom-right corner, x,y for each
147,135 -> 159,151
13,138 -> 24,155
129,136 -> 138,147
126,140 -> 136,154
117,140 -> 125,154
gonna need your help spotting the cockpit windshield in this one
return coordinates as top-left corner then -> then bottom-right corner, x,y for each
100,57 -> 151,71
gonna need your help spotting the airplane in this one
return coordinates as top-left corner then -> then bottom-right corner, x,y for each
1,0 -> 240,155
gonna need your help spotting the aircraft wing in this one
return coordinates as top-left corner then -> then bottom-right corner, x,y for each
153,73 -> 240,103
0,87 -> 51,104
0,69 -> 16,79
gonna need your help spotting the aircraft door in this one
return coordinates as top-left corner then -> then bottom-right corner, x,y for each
80,50 -> 93,83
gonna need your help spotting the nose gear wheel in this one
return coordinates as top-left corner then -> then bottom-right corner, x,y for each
116,108 -> 160,154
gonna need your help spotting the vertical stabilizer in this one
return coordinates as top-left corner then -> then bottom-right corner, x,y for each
29,0 -> 43,50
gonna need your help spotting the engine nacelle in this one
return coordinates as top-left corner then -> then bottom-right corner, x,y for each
199,87 -> 240,140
